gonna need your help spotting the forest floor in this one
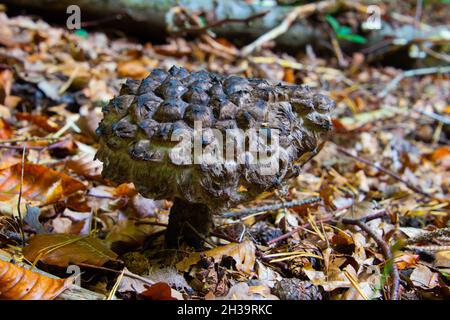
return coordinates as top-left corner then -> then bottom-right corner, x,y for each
0,2 -> 449,300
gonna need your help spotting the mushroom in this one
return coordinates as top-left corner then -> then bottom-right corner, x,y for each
96,66 -> 335,247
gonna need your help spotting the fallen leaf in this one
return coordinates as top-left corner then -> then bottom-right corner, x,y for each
283,68 -> 295,83
0,163 -> 85,207
67,142 -> 103,180
216,282 -> 278,300
410,265 -> 439,289
16,112 -> 60,133
23,205 -> 47,234
430,146 -> 450,169
395,253 -> 419,270
0,69 -> 13,105
176,240 -> 256,274
0,259 -> 69,300
431,146 -> 450,162
106,218 -> 161,250
23,234 -> 118,267
0,151 -> 20,170
332,230 -> 355,254
434,251 -> 450,268
117,59 -> 149,79
154,38 -> 191,57
117,268 -> 184,300
0,117 -> 12,139
139,282 -> 177,300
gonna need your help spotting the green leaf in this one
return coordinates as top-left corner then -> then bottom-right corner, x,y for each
339,33 -> 367,44
337,25 -> 352,36
325,14 -> 340,31
74,28 -> 88,38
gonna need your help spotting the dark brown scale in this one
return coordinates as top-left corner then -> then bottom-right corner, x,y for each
120,79 -> 141,95
139,69 -> 168,94
139,118 -> 159,139
213,98 -> 238,120
223,76 -> 251,95
134,92 -> 163,122
109,95 -> 134,116
96,66 -> 335,248
112,116 -> 138,139
155,78 -> 187,99
153,99 -> 187,122
182,87 -> 210,105
184,104 -> 215,128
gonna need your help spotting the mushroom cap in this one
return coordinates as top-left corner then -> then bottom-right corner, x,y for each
96,66 -> 335,211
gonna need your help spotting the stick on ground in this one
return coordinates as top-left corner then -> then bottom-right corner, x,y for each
222,196 -> 322,218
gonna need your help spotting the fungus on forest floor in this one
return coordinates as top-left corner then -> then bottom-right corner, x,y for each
96,66 -> 335,247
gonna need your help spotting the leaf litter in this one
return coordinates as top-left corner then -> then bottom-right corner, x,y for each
0,4 -> 449,300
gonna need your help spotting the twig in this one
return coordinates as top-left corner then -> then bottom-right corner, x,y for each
414,0 -> 423,28
330,33 -> 348,67
421,45 -> 450,64
0,138 -> 70,151
407,245 -> 450,252
0,136 -> 60,145
414,109 -> 450,125
222,196 -> 322,218
335,145 -> 431,198
255,250 -> 288,271
80,14 -> 123,28
16,145 -> 26,246
267,214 -> 334,245
210,230 -> 239,243
378,66 -> 450,98
390,12 -> 432,31
404,227 -> 450,245
342,214 -> 399,300
241,0 -> 337,57
171,11 -> 269,36
170,7 -> 239,57
342,210 -> 388,224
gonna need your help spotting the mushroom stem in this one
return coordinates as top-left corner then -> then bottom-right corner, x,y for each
165,197 -> 214,248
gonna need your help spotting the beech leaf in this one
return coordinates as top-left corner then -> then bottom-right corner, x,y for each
23,234 -> 119,268
0,259 -> 69,300
176,240 -> 256,274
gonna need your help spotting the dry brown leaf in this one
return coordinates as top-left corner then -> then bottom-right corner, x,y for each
431,146 -> 450,162
67,142 -> 103,180
434,251 -> 450,268
154,38 -> 192,57
23,234 -> 118,268
139,282 -> 177,300
176,240 -> 256,274
283,68 -> 295,83
117,59 -> 150,79
0,117 -> 12,139
395,253 -> 419,270
0,259 -> 69,300
410,265 -> 439,289
16,112 -> 60,133
0,163 -> 85,207
106,218 -> 160,249
0,69 -> 13,105
0,152 -> 20,170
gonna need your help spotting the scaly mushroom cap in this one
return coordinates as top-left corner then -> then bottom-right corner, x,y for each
96,66 -> 335,211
